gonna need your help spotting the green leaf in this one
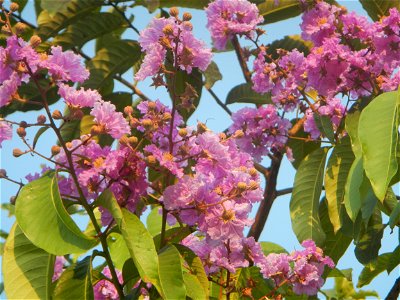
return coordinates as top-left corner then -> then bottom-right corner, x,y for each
122,258 -> 140,292
266,35 -> 313,60
324,277 -> 379,299
36,0 -> 107,40
357,252 -> 393,288
203,61 -> 222,89
389,201 -> 400,229
287,119 -> 320,169
359,91 -> 400,200
259,241 -> 288,255
359,175 -> 378,222
258,0 -> 301,24
174,244 -> 209,298
108,232 -> 131,270
147,206 -> 167,236
314,114 -> 335,142
359,0 -> 400,21
344,157 -> 364,222
319,198 -> 352,264
135,0 -> 210,10
41,0 -> 70,15
103,92 -> 133,112
236,266 -> 272,299
3,224 -> 55,300
153,227 -> 191,250
345,107 -> 362,158
327,268 -> 353,282
33,127 -> 50,150
158,245 -> 187,300
96,190 -> 162,293
83,39 -> 141,93
53,12 -> 125,49
325,136 -> 355,232
290,147 -> 328,246
53,256 -> 94,300
15,171 -> 98,255
225,83 -> 272,105
183,273 -> 207,300
354,208 -> 384,265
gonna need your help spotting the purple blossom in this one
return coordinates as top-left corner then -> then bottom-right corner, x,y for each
0,121 -> 12,147
43,46 -> 89,83
58,83 -> 101,108
205,0 -> 263,50
93,267 -> 122,300
90,101 -> 130,139
52,256 -> 66,282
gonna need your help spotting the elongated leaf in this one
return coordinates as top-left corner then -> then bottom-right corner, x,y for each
325,136 -> 355,232
290,147 -> 328,246
53,12 -> 125,49
357,252 -> 392,288
33,127 -> 50,149
183,273 -> 207,300
158,245 -> 186,300
3,224 -> 54,300
314,114 -> 335,142
354,208 -> 384,265
389,201 -> 400,229
267,35 -> 313,59
135,0 -> 210,10
259,241 -> 288,255
344,157 -> 363,222
53,256 -> 94,300
96,190 -> 162,293
108,233 -> 130,270
41,0 -> 70,15
83,40 -> 141,92
359,175 -> 378,222
359,91 -> 400,200
258,0 -> 301,24
345,107 -> 362,158
359,0 -> 400,21
203,61 -> 222,89
327,268 -> 352,282
147,207 -> 166,237
15,171 -> 97,255
319,198 -> 352,264
236,266 -> 272,299
226,83 -> 272,105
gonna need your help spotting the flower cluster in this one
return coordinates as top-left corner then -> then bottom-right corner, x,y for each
135,9 -> 212,81
260,240 -> 334,296
205,0 -> 263,50
0,120 -> 12,148
229,105 -> 291,162
251,2 -> 400,139
93,267 -> 123,300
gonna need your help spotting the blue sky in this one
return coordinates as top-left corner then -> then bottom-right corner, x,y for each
1,0 -> 399,298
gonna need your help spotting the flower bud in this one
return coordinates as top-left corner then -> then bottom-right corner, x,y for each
182,21 -> 193,31
19,121 -> 28,128
163,24 -> 174,35
1,24 -> 11,36
237,182 -> 247,191
124,106 -> 133,115
182,12 -> 192,21
178,128 -> 188,137
0,169 -> 7,178
66,142 -> 73,149
128,136 -> 138,145
162,112 -> 172,121
10,196 -> 16,205
234,129 -> 244,138
197,122 -> 207,134
147,101 -> 157,110
17,127 -> 26,138
119,135 -> 129,145
13,148 -> 24,157
169,7 -> 179,17
91,124 -> 105,136
249,168 -> 258,177
146,155 -> 156,165
51,145 -> 61,156
248,180 -> 259,190
15,22 -> 27,34
9,2 -> 19,12
141,119 -> 153,129
52,110 -> 63,120
29,35 -> 42,48
37,115 -> 46,124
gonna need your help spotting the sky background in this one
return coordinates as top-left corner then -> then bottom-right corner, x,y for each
1,0 -> 399,298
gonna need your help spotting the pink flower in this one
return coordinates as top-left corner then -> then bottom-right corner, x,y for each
52,256 -> 66,282
206,0 -> 263,50
0,121 -> 12,148
58,83 -> 101,108
260,253 -> 290,285
93,267 -> 122,300
90,101 -> 130,139
43,46 -> 89,83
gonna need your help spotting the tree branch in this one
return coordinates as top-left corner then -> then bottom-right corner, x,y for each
206,87 -> 232,116
386,277 -> 400,300
231,35 -> 252,83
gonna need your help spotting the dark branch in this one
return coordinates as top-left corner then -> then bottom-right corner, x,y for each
386,277 -> 400,300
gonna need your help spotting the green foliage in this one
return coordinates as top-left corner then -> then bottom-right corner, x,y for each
108,233 -> 131,270
53,256 -> 94,300
290,147 -> 328,246
322,277 -> 379,299
359,0 -> 400,21
15,171 -> 97,255
3,224 -> 55,300
313,114 -> 335,142
325,136 -> 355,232
226,83 -> 272,105
236,266 -> 273,299
358,91 -> 400,200
258,0 -> 302,24
259,241 -> 288,255
203,61 -> 222,89
158,245 -> 187,299
266,35 -> 313,59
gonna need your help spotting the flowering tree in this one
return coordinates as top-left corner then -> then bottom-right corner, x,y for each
1,0 -> 400,299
